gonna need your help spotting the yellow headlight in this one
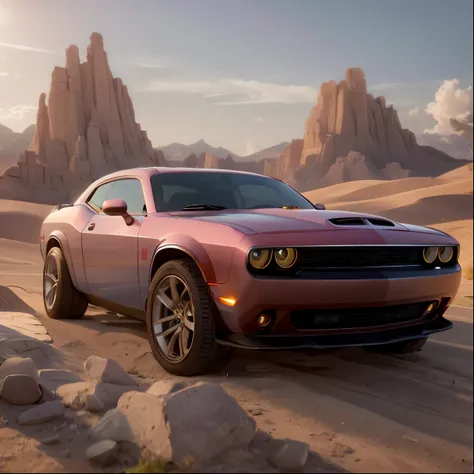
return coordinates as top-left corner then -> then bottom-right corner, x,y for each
249,248 -> 273,269
423,247 -> 438,264
438,246 -> 454,263
275,248 -> 298,268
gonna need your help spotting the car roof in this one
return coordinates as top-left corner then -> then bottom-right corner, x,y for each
101,166 -> 268,180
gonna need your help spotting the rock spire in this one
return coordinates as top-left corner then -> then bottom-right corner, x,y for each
0,33 -> 166,203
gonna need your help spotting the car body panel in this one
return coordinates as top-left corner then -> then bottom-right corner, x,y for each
39,166 -> 462,350
184,208 -> 411,234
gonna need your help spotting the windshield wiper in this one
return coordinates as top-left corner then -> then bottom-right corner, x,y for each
180,204 -> 227,211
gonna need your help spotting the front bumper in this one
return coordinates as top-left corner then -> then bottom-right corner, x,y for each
216,315 -> 452,350
210,265 -> 462,337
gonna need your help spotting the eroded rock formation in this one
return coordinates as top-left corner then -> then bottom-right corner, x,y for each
273,68 -> 467,190
0,33 -> 166,203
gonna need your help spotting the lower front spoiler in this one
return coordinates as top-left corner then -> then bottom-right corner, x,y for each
216,317 -> 453,350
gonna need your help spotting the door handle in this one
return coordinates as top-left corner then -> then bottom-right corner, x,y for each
87,223 -> 95,231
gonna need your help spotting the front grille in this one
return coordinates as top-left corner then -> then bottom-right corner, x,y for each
291,301 -> 432,330
297,246 -> 422,269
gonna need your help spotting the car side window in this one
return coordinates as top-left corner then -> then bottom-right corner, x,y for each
87,181 -> 115,211
107,179 -> 147,214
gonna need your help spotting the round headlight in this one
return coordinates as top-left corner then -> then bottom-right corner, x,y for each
249,248 -> 273,269
423,247 -> 438,264
438,246 -> 454,263
275,247 -> 297,268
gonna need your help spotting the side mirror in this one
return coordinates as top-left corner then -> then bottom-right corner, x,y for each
313,203 -> 326,210
102,199 -> 134,225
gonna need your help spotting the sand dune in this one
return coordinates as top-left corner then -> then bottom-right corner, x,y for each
0,199 -> 53,244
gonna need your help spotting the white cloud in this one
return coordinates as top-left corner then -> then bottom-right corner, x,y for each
254,116 -> 267,123
244,142 -> 262,156
0,41 -> 57,54
0,104 -> 37,121
424,79 -> 473,135
146,78 -> 318,105
408,107 -> 421,117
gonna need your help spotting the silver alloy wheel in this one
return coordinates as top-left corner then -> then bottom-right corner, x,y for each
43,255 -> 59,310
152,274 -> 195,363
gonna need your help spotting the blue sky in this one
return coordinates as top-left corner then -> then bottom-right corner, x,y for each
0,0 -> 472,155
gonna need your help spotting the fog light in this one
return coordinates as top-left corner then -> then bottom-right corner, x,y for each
257,314 -> 272,328
426,302 -> 438,313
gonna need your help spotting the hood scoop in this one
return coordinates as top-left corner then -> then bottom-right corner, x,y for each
329,217 -> 395,227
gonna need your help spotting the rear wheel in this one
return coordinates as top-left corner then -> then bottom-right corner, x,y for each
146,259 -> 230,376
43,246 -> 88,319
364,337 -> 427,354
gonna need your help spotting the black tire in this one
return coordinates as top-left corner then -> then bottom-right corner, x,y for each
146,258 -> 228,376
364,337 -> 427,354
43,246 -> 88,320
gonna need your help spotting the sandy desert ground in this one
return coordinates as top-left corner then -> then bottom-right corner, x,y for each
0,168 -> 472,473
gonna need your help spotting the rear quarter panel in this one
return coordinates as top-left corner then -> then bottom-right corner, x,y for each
41,204 -> 95,293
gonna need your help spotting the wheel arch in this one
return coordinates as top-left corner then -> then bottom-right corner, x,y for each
45,231 -> 79,288
149,244 -> 216,285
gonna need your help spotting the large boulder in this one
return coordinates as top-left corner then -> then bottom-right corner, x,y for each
117,382 -> 256,465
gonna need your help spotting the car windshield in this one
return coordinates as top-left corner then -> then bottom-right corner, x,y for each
150,171 -> 314,212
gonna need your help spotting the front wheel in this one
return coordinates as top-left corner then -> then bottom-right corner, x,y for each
364,337 -> 427,354
43,246 -> 88,319
146,259 -> 229,376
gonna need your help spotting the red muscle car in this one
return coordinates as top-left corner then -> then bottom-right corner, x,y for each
39,167 -> 462,375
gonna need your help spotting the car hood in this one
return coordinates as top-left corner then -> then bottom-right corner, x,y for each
172,208 -> 418,234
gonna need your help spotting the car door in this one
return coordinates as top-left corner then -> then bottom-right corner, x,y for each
81,178 -> 147,310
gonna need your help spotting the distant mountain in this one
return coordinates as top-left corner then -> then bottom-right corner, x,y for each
156,139 -> 291,163
240,142 -> 290,162
0,124 -> 35,172
157,139 -> 239,162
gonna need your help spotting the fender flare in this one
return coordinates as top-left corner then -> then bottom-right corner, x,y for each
45,231 -> 79,288
150,235 -> 217,284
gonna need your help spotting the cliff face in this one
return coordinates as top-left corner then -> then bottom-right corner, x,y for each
277,68 -> 467,190
0,33 -> 166,203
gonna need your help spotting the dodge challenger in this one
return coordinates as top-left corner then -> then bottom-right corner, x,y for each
39,167 -> 462,375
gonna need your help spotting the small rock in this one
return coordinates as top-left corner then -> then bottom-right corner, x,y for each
85,394 -> 104,413
39,385 -> 58,403
41,434 -> 60,445
18,400 -> 65,425
269,439 -> 309,472
0,357 -> 39,381
84,356 -> 138,387
38,369 -> 82,391
0,374 -> 42,405
86,440 -> 118,467
60,448 -> 71,458
90,408 -> 134,442
56,382 -> 91,408
92,382 -> 140,410
146,380 -> 187,398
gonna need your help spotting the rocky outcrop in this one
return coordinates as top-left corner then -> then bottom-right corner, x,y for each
285,68 -> 468,190
0,33 -> 166,204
